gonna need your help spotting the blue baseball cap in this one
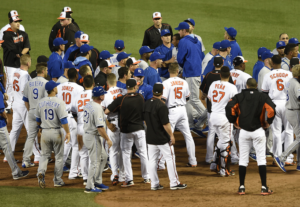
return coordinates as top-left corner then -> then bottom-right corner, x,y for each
139,46 -> 154,55
224,27 -> 237,38
276,41 -> 286,49
150,52 -> 165,61
213,41 -> 221,50
175,22 -> 190,30
262,50 -> 273,61
257,47 -> 268,58
116,52 -> 131,62
134,68 -> 144,77
184,18 -> 195,26
115,40 -> 124,49
161,29 -> 171,36
53,38 -> 68,46
99,50 -> 113,59
289,38 -> 299,45
220,40 -> 231,49
64,61 -> 75,69
75,31 -> 84,39
80,44 -> 94,53
45,81 -> 60,92
92,86 -> 107,97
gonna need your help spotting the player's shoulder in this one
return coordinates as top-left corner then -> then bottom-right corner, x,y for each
146,25 -> 155,32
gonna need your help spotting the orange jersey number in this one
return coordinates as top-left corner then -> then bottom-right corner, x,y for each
276,79 -> 284,91
13,80 -> 20,92
62,92 -> 71,104
174,87 -> 183,99
78,99 -> 90,112
212,90 -> 225,103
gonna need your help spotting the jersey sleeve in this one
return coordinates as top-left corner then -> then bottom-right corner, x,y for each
20,74 -> 30,94
107,96 -> 122,113
162,82 -> 169,100
0,92 -> 5,112
23,82 -> 29,101
0,82 -> 5,94
23,33 -> 31,50
207,84 -> 213,100
57,100 -> 68,119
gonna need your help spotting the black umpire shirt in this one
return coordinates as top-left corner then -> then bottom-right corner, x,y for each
144,97 -> 170,145
142,23 -> 173,49
200,69 -> 234,113
2,28 -> 30,68
107,92 -> 144,133
68,47 -> 100,72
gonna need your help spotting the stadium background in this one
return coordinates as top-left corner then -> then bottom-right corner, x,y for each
0,0 -> 299,206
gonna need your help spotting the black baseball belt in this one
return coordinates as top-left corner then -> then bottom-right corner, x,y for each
169,105 -> 184,109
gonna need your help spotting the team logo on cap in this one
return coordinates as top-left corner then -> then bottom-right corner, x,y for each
279,42 -> 283,45
14,12 -> 17,15
82,36 -> 86,39
138,69 -> 142,73
67,7 -> 70,11
164,29 -> 168,32
155,13 -> 158,16
60,13 -> 63,16
188,18 -> 191,20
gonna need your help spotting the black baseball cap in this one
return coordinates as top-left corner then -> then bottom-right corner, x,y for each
126,57 -> 141,68
100,60 -> 114,68
233,56 -> 248,66
153,83 -> 163,95
126,78 -> 137,89
37,55 -> 49,63
290,57 -> 300,68
214,57 -> 223,67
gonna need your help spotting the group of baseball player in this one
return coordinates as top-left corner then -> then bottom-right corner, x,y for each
0,8 -> 299,196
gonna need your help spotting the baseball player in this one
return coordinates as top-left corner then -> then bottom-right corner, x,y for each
252,47 -> 268,82
144,52 -> 163,87
0,10 -> 25,40
202,42 -> 220,75
71,75 -> 93,185
162,63 -> 197,167
83,86 -> 112,193
48,38 -> 67,81
133,68 -> 153,101
208,66 -> 238,177
226,78 -> 275,195
274,65 -> 300,172
22,63 -> 49,167
57,68 -> 84,179
271,33 -> 289,55
231,56 -> 252,93
36,81 -> 70,188
101,73 -> 125,185
138,46 -> 153,70
274,41 -> 286,58
110,40 -> 125,66
144,83 -> 187,190
257,51 -> 273,92
224,27 -> 242,62
117,67 -> 131,90
281,43 -> 298,71
0,88 -> 29,179
184,18 -> 205,53
262,55 -> 294,165
3,55 -> 41,163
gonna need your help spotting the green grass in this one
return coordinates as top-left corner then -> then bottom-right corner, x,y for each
0,186 -> 102,207
1,0 -> 300,75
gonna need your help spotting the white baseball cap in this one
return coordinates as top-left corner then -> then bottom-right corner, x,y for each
80,34 -> 89,43
152,12 -> 162,19
57,12 -> 71,20
63,7 -> 73,13
9,10 -> 19,18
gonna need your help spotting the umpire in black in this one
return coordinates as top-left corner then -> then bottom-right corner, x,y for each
144,83 -> 186,191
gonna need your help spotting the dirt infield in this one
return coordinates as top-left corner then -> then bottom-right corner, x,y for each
0,113 -> 299,207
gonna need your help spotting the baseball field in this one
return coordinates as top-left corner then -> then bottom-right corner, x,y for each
0,0 -> 300,206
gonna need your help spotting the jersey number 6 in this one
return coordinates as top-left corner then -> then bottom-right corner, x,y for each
13,80 -> 20,92
276,79 -> 284,91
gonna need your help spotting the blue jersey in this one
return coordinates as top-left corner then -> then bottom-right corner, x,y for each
229,40 -> 242,62
117,81 -> 126,89
63,44 -> 79,64
154,43 -> 174,78
137,82 -> 153,101
0,91 -> 7,128
202,55 -> 232,81
144,66 -> 162,87
48,52 -> 64,79
252,60 -> 265,82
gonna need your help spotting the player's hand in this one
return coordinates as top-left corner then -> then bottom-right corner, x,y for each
5,117 -> 8,125
263,121 -> 270,129
3,93 -> 8,100
16,54 -> 20,58
107,139 -> 113,148
234,123 -> 241,129
107,122 -> 117,132
65,133 -> 71,144
37,129 -> 42,140
169,135 -> 175,146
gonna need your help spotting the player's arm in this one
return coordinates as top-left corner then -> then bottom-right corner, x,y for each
97,127 -> 112,148
94,110 -> 112,147
142,30 -> 150,47
176,41 -> 187,67
263,95 -> 276,128
0,94 -> 8,124
21,33 -> 31,55
0,82 -> 8,100
163,123 -> 175,145
225,95 -> 239,127
105,96 -> 122,115
58,101 -> 70,143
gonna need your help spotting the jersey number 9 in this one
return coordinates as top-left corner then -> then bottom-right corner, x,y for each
33,88 -> 38,99
44,109 -> 54,120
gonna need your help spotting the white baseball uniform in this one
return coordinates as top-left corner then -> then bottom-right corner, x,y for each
71,89 -> 92,181
281,57 -> 290,71
57,82 -> 84,178
201,52 -> 214,75
208,80 -> 238,176
230,69 -> 252,93
110,53 -> 120,66
261,69 -> 294,163
101,86 -> 125,182
4,69 -> 41,162
257,66 -> 271,92
162,77 -> 197,165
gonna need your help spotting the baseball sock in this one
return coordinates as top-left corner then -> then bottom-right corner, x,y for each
239,165 -> 246,186
258,165 -> 267,187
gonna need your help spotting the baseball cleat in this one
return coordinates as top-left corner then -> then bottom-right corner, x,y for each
34,161 -> 39,164
202,126 -> 209,133
238,185 -> 245,195
249,154 -> 257,161
68,176 -> 82,180
37,173 -> 45,188
83,179 -> 87,186
63,166 -> 70,172
190,128 -> 206,138
274,156 -> 286,173
151,184 -> 164,191
22,162 -> 35,168
186,163 -> 197,167
95,183 -> 109,190
285,161 -> 296,166
221,170 -> 235,177
121,180 -> 134,187
266,152 -> 273,158
103,164 -> 109,172
112,175 -> 119,186
296,166 -> 300,171
54,182 -> 65,187
170,183 -> 187,190
13,171 -> 29,180
261,186 -> 273,196
143,179 -> 151,184
84,187 -> 102,193
134,152 -> 140,158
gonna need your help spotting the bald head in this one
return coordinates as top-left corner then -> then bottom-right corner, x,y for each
246,78 -> 257,89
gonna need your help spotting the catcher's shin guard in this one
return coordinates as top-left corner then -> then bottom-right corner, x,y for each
220,141 -> 233,176
210,145 -> 221,172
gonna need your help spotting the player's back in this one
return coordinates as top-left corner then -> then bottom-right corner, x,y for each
57,82 -> 84,111
230,69 -> 252,93
261,69 -> 292,100
23,76 -> 48,110
72,90 -> 92,125
208,80 -> 237,114
101,86 -> 123,119
83,101 -> 105,135
162,77 -> 190,108
13,68 -> 31,107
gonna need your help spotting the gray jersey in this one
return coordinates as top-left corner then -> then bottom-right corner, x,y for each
138,59 -> 149,70
23,76 -> 48,110
285,78 -> 300,110
35,97 -> 68,129
56,76 -> 69,84
83,101 -> 106,135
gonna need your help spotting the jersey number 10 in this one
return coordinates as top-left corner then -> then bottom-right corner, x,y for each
62,92 -> 71,104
